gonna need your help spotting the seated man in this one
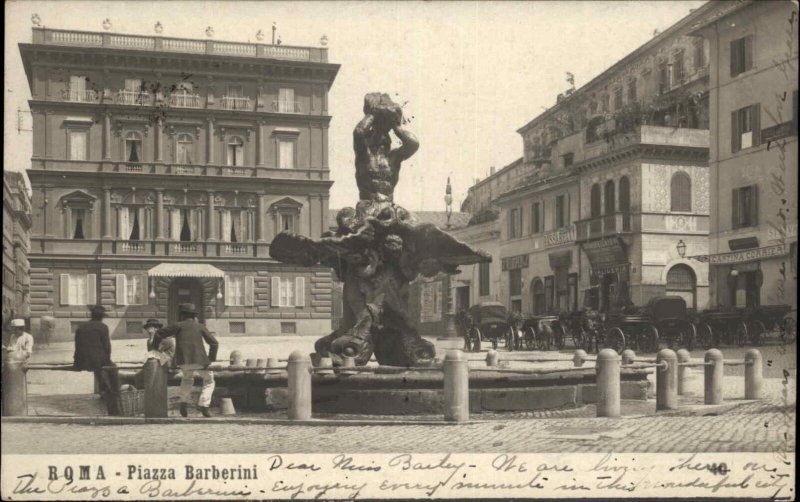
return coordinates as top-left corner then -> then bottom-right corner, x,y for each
3,319 -> 34,361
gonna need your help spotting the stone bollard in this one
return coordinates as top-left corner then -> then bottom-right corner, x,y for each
676,349 -> 691,396
341,356 -> 357,375
573,349 -> 588,367
704,349 -> 724,405
257,359 -> 268,374
595,348 -> 620,418
287,351 -> 312,420
219,397 -> 236,416
318,357 -> 335,376
229,350 -> 243,367
486,350 -> 499,367
246,358 -> 258,370
266,358 -> 281,375
443,350 -> 469,422
1,356 -> 28,416
621,349 -> 636,366
143,358 -> 168,418
744,348 -> 762,400
656,349 -> 678,411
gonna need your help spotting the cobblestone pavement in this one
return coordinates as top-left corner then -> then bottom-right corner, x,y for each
1,401 -> 794,454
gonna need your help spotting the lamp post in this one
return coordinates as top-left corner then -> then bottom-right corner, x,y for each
676,239 -> 686,258
445,177 -> 453,230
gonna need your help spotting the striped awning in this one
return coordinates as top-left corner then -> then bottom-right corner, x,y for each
148,263 -> 225,278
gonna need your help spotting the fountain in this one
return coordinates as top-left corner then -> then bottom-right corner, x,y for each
270,93 -> 491,367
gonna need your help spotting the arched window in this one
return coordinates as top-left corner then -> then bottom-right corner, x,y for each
619,176 -> 630,212
666,264 -> 697,308
531,278 -> 545,315
176,133 -> 194,164
590,184 -> 602,218
227,136 -> 244,167
670,172 -> 692,212
604,180 -> 615,214
125,131 -> 142,163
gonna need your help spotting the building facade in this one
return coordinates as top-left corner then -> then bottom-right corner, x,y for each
3,171 -> 33,323
691,0 -> 798,311
20,27 -> 339,341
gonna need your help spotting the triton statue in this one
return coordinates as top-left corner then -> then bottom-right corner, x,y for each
270,93 -> 491,367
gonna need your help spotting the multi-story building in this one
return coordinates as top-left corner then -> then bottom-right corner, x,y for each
19,27 -> 339,340
690,0 -> 798,310
2,171 -> 33,323
458,2 -> 718,315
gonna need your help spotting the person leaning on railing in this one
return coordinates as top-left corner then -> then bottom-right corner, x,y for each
133,319 -> 176,389
73,305 -> 121,416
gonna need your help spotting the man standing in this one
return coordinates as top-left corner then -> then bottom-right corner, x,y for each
73,306 -> 121,416
4,319 -> 34,360
158,303 -> 218,417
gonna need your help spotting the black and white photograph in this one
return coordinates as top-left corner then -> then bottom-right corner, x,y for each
1,0 -> 797,499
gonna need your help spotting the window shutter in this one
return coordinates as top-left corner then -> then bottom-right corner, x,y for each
731,111 -> 740,153
744,35 -> 753,72
116,274 -> 127,305
271,276 -> 281,307
565,193 -> 571,225
245,276 -> 254,306
86,274 -> 97,305
751,103 -> 761,147
170,209 -> 181,240
224,277 -> 232,306
60,274 -> 70,305
749,185 -> 759,226
295,277 -> 305,307
732,188 -> 741,229
729,40 -> 738,77
540,202 -> 546,233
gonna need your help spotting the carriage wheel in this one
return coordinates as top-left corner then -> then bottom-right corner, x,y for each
585,330 -> 598,353
748,320 -> 766,346
735,322 -> 748,347
783,317 -> 797,345
604,327 -> 626,353
525,327 -> 536,351
469,327 -> 482,352
553,324 -> 566,351
642,325 -> 659,353
683,323 -> 696,351
698,323 -> 714,349
505,327 -> 515,352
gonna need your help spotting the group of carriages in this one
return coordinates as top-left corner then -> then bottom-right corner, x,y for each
458,297 -> 796,354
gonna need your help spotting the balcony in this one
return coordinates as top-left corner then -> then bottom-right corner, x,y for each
32,27 -> 329,63
124,163 -> 144,173
31,237 -> 267,258
169,93 -> 201,108
62,89 -> 98,103
271,100 -> 303,114
221,96 -> 252,111
116,90 -> 151,106
117,240 -> 149,254
575,212 -> 639,242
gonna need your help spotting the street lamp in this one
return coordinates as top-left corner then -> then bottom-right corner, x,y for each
444,177 -> 453,229
216,281 -> 224,300
676,239 -> 686,258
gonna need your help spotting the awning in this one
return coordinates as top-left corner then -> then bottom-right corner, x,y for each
148,263 -> 225,278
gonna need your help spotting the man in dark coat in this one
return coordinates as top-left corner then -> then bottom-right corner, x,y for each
73,305 -> 121,416
158,303 -> 219,417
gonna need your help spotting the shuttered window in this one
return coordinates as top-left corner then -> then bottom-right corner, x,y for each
225,275 -> 254,306
730,35 -> 753,78
116,273 -> 146,305
731,104 -> 760,153
69,130 -> 87,160
531,202 -> 542,234
270,276 -> 304,307
555,194 -> 570,229
508,207 -> 522,239
60,273 -> 96,306
278,140 -> 295,169
479,262 -> 490,297
732,185 -> 758,229
670,172 -> 692,212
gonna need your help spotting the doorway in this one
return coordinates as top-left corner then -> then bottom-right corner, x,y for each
168,277 -> 205,324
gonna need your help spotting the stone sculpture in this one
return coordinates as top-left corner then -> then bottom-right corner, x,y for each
270,93 -> 491,367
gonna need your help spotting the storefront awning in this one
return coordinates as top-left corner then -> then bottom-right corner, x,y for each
148,263 -> 225,278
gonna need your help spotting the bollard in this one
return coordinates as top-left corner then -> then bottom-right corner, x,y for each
287,351 -> 312,420
143,358 -> 168,418
1,356 -> 28,416
573,349 -> 588,367
676,349 -> 691,396
229,350 -> 243,367
266,357 -> 281,375
219,397 -> 236,415
94,373 -> 102,395
744,348 -> 762,400
341,356 -> 357,375
246,358 -> 258,369
621,349 -> 636,366
704,349 -> 724,405
318,357 -> 335,375
443,350 -> 469,422
486,349 -> 499,367
256,358 -> 268,374
656,349 -> 678,411
595,348 -> 620,418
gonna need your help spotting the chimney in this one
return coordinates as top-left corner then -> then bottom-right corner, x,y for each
490,166 -> 496,176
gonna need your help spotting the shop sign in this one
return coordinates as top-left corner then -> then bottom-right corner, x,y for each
761,121 -> 794,143
544,225 -> 576,248
709,244 -> 788,265
767,222 -> 797,242
501,254 -> 529,271
591,263 -> 630,277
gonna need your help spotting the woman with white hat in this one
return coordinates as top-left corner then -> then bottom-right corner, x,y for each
3,319 -> 34,360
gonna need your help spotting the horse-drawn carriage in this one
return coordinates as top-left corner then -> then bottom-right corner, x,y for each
696,304 -> 796,348
601,296 -> 695,353
462,302 -> 520,351
520,309 -> 603,352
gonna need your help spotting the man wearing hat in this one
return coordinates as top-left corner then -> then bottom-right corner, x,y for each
73,305 -> 121,416
158,303 -> 218,417
3,319 -> 34,360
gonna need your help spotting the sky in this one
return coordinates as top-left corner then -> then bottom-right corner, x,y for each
4,0 -> 706,211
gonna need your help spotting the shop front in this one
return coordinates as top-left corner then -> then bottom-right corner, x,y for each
708,243 -> 794,309
582,237 -> 631,312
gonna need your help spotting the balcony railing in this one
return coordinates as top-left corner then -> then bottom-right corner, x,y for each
169,93 -> 201,108
125,163 -> 143,172
31,237 -> 269,258
272,100 -> 303,114
173,242 -> 200,255
63,89 -> 98,103
116,90 -> 150,105
118,241 -> 148,253
575,212 -> 638,242
224,244 -> 249,255
221,96 -> 252,110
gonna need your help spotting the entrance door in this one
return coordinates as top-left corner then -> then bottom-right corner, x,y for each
168,278 -> 205,324
456,286 -> 470,311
